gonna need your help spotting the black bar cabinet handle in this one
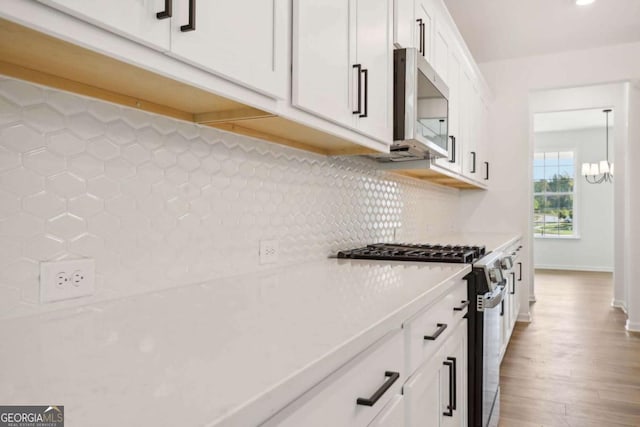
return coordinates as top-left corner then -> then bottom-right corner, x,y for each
156,0 -> 172,19
453,300 -> 469,311
180,0 -> 195,32
421,22 -> 426,56
447,357 -> 457,410
500,300 -> 504,316
484,161 -> 490,180
424,323 -> 447,340
448,136 -> 456,163
443,360 -> 454,416
360,69 -> 368,118
470,151 -> 476,173
352,64 -> 362,115
518,262 -> 523,281
416,19 -> 423,54
511,272 -> 516,295
356,371 -> 400,406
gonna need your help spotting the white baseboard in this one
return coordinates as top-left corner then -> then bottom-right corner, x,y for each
517,312 -> 532,323
611,299 -> 628,313
626,320 -> 640,333
535,265 -> 613,272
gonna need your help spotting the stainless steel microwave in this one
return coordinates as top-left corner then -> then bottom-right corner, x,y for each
373,48 -> 450,162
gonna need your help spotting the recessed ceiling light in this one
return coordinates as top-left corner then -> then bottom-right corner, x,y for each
576,0 -> 595,5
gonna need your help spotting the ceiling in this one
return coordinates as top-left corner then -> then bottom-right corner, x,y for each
534,108 -> 614,133
443,0 -> 640,63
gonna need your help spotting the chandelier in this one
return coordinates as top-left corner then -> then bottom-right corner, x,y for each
581,109 -> 613,184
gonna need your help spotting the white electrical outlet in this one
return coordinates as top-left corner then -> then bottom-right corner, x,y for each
259,240 -> 279,265
40,258 -> 95,303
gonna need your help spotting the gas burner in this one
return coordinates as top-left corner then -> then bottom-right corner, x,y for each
337,243 -> 486,264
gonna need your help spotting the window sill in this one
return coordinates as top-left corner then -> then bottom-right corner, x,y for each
534,235 -> 581,240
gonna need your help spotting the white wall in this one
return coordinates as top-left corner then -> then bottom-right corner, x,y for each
533,128 -> 614,272
0,75 -> 462,320
458,41 -> 640,330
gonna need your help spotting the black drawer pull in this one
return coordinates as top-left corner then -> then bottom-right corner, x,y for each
356,371 -> 400,406
510,272 -> 516,295
500,300 -> 504,316
470,151 -> 476,173
518,262 -> 522,281
416,19 -> 423,54
448,356 -> 457,410
453,300 -> 469,311
421,22 -> 425,56
180,0 -> 195,32
424,323 -> 447,341
156,0 -> 172,18
360,68 -> 368,118
443,359 -> 454,416
352,64 -> 362,115
484,161 -> 490,180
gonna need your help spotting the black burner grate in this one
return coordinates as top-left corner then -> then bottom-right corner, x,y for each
337,243 -> 486,264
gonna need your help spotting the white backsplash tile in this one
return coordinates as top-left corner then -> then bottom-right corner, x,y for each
0,75 -> 461,319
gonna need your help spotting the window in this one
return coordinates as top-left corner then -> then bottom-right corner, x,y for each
533,151 -> 576,237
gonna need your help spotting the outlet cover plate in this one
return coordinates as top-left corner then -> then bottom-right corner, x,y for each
259,240 -> 279,265
40,258 -> 95,303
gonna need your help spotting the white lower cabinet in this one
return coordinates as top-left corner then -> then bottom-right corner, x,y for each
404,320 -> 467,427
263,281 -> 468,427
369,395 -> 405,427
263,331 -> 404,427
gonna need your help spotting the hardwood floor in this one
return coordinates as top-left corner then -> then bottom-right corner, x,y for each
498,270 -> 640,427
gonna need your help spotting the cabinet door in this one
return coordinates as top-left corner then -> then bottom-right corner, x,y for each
461,70 -> 478,180
393,0 -> 414,49
38,0 -> 170,51
170,0 -> 288,99
415,1 -> 434,62
404,350 -> 444,427
292,0 -> 352,127
433,16 -> 449,82
434,49 -> 461,173
354,0 -> 393,143
369,395 -> 405,427
441,322 -> 467,427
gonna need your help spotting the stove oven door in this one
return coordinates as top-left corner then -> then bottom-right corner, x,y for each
482,286 -> 504,427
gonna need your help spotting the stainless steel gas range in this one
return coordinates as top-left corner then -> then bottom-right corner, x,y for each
337,242 -> 511,427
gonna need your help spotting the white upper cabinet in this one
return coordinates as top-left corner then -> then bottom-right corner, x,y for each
37,0 -> 171,51
433,14 -> 449,82
415,1 -> 434,62
294,0 -> 393,144
434,47 -> 461,173
394,0 -> 434,63
169,0 -> 288,99
292,0 -> 352,127
354,0 -> 393,142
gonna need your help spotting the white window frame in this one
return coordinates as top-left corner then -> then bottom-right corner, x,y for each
533,150 -> 579,239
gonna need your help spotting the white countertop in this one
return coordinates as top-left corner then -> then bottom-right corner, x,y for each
0,233 -> 519,427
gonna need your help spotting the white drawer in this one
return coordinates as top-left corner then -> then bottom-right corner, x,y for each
404,279 -> 468,375
263,331 -> 404,427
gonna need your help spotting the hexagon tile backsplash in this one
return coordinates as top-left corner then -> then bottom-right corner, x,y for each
0,75 -> 461,319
